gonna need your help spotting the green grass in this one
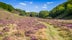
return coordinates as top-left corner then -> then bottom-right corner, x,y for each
39,21 -> 64,40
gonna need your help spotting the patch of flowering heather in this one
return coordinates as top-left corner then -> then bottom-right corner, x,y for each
3,36 -> 10,40
0,19 -> 8,26
30,36 -> 38,40
38,19 -> 72,29
0,19 -> 15,26
65,23 -> 72,28
0,32 -> 3,36
2,27 -> 10,32
16,18 -> 46,31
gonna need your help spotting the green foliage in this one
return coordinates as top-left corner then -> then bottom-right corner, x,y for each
15,9 -> 26,16
25,12 -> 30,16
68,0 -> 72,1
30,12 -> 38,17
50,4 -> 65,18
19,11 -> 26,16
39,10 -> 49,18
49,0 -> 72,19
7,5 -> 14,12
0,2 -> 14,12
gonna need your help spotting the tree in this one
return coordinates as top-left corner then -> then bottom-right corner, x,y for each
19,10 -> 26,16
39,10 -> 49,18
49,0 -> 72,19
0,2 -> 14,12
7,4 -> 14,12
15,9 -> 26,16
30,12 -> 38,17
0,2 -> 8,9
50,4 -> 65,18
25,12 -> 30,16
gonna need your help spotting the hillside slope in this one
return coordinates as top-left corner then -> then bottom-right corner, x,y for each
0,8 -> 72,40
0,9 -> 20,19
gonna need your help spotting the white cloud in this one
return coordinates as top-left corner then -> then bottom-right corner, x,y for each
19,2 -> 27,6
30,2 -> 33,4
47,2 -> 53,4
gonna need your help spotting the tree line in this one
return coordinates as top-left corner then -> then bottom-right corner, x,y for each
0,0 -> 72,19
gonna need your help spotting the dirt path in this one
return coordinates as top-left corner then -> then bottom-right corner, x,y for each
38,21 -> 64,40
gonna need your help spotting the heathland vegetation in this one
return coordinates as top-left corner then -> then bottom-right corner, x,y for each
0,0 -> 72,40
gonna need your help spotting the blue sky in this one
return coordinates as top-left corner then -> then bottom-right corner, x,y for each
0,0 -> 67,12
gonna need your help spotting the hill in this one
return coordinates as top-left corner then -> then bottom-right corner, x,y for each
50,0 -> 72,19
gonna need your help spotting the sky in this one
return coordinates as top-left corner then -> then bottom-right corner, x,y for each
0,0 -> 67,12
